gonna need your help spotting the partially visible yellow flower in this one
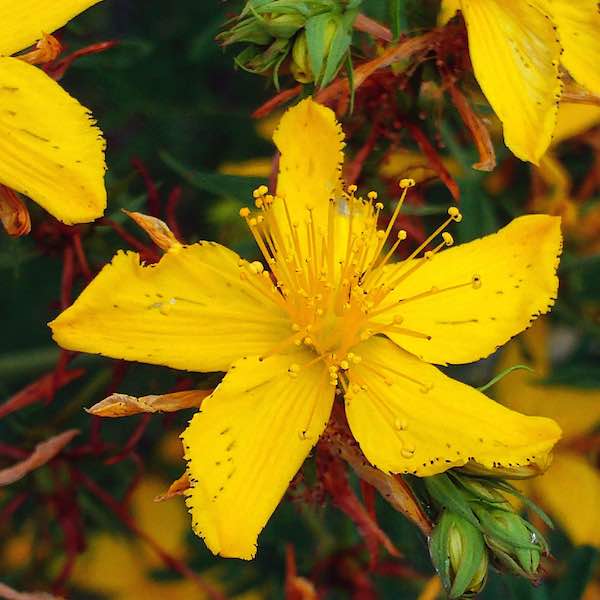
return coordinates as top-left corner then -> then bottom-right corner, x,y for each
440,0 -> 600,164
51,98 -> 563,560
219,158 -> 273,178
496,319 -> 600,548
532,103 -> 600,247
72,478 -> 263,599
0,0 -> 107,229
379,149 -> 462,184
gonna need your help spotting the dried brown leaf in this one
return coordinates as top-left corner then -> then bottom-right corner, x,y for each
446,79 -> 496,171
0,582 -> 62,600
0,430 -> 78,486
155,472 -> 190,502
323,410 -> 432,536
86,390 -> 211,417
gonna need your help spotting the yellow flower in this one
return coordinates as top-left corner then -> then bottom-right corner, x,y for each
440,0 -> 600,164
51,98 -> 563,560
495,319 -> 600,548
0,0 -> 107,228
71,478 -> 263,599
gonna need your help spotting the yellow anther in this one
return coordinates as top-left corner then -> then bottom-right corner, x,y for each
249,218 -> 258,227
448,206 -> 462,222
303,337 -> 313,346
255,198 -> 264,208
257,215 -> 264,224
348,184 -> 358,193
250,261 -> 264,274
351,354 -> 362,364
291,323 -> 301,332
367,191 -> 378,200
399,178 -> 416,189
375,202 -> 384,210
442,232 -> 454,246
252,184 -> 268,198
376,230 -> 386,240
264,194 -> 274,205
340,360 -> 350,370
328,365 -> 338,374
239,207 -> 250,218
424,250 -> 434,260
397,229 -> 407,241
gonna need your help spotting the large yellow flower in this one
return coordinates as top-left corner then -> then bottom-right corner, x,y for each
0,0 -> 106,229
440,0 -> 600,164
51,98 -> 563,560
496,319 -> 600,548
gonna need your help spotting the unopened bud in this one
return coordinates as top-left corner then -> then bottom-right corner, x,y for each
474,506 -> 547,580
460,460 -> 548,480
429,511 -> 488,598
290,31 -> 313,83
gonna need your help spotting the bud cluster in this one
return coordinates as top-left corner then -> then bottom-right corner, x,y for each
217,0 -> 362,87
425,471 -> 551,598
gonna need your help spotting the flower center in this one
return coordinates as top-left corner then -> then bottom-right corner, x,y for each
238,179 -> 465,381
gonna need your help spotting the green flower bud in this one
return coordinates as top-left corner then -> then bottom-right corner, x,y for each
429,511 -> 488,598
460,460 -> 546,480
474,506 -> 547,580
290,31 -> 313,83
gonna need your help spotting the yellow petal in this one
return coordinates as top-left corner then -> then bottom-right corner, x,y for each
0,0 -> 102,56
531,451 -> 600,548
182,351 -> 334,559
345,336 -> 561,477
496,321 -> 600,439
534,0 -> 600,95
375,215 -> 562,365
461,0 -> 561,163
0,57 -> 106,223
50,243 -> 292,373
438,0 -> 461,25
552,102 -> 600,146
273,97 -> 344,230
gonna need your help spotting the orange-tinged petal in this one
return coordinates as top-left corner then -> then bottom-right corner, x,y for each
345,336 -> 561,477
374,215 -> 562,365
531,452 -> 600,548
182,352 -> 334,559
50,243 -> 292,373
0,0 -> 103,56
460,0 -> 561,163
496,321 -> 600,439
273,97 -> 344,231
0,57 -> 106,224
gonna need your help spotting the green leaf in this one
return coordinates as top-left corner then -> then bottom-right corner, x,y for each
320,19 -> 351,87
160,151 -> 266,202
389,0 -> 407,40
305,13 -> 331,83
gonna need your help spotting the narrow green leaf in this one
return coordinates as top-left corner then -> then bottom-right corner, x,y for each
160,151 -> 266,202
477,364 -> 534,393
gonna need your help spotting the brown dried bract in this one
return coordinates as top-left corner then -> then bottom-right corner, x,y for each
0,185 -> 31,236
123,210 -> 182,251
0,430 -> 79,486
154,472 -> 191,502
86,389 -> 211,417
